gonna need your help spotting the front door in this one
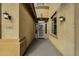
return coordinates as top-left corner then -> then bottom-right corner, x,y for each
37,21 -> 45,38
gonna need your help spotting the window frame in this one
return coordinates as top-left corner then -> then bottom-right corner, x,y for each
51,11 -> 57,38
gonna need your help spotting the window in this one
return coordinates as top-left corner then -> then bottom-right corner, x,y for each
37,3 -> 45,6
51,17 -> 57,35
51,11 -> 57,36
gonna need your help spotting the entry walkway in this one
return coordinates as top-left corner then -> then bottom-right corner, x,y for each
24,38 -> 62,56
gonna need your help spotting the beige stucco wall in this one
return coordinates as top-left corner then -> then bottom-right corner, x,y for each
0,3 -> 35,56
34,3 -> 49,18
35,8 -> 49,18
0,3 -> 20,56
0,4 -> 1,38
19,4 -> 35,55
0,39 -> 20,56
48,4 -> 75,55
75,4 -> 79,56
2,3 -> 19,39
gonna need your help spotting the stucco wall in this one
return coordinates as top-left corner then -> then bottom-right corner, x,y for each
0,39 -> 20,56
0,3 -> 35,56
75,4 -> 79,56
2,3 -> 19,39
35,8 -> 49,18
34,3 -> 49,18
0,3 -> 20,56
19,4 -> 35,55
0,4 -> 1,38
48,4 -> 75,55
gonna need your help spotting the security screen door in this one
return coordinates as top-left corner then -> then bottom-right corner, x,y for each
37,21 -> 45,38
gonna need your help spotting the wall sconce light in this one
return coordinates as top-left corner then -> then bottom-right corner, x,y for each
3,12 -> 11,20
59,16 -> 65,22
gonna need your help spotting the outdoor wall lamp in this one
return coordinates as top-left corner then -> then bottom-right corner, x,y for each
3,12 -> 11,20
59,16 -> 65,22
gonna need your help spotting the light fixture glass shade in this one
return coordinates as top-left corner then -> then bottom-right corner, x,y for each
59,16 -> 65,22
3,14 -> 9,19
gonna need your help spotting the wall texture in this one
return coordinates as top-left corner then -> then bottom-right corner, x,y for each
75,4 -> 79,56
48,4 -> 75,55
0,3 -> 20,56
35,8 -> 49,18
0,3 -> 35,56
34,3 -> 49,18
2,3 -> 19,39
0,4 -> 1,38
0,39 -> 20,56
19,4 -> 35,55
